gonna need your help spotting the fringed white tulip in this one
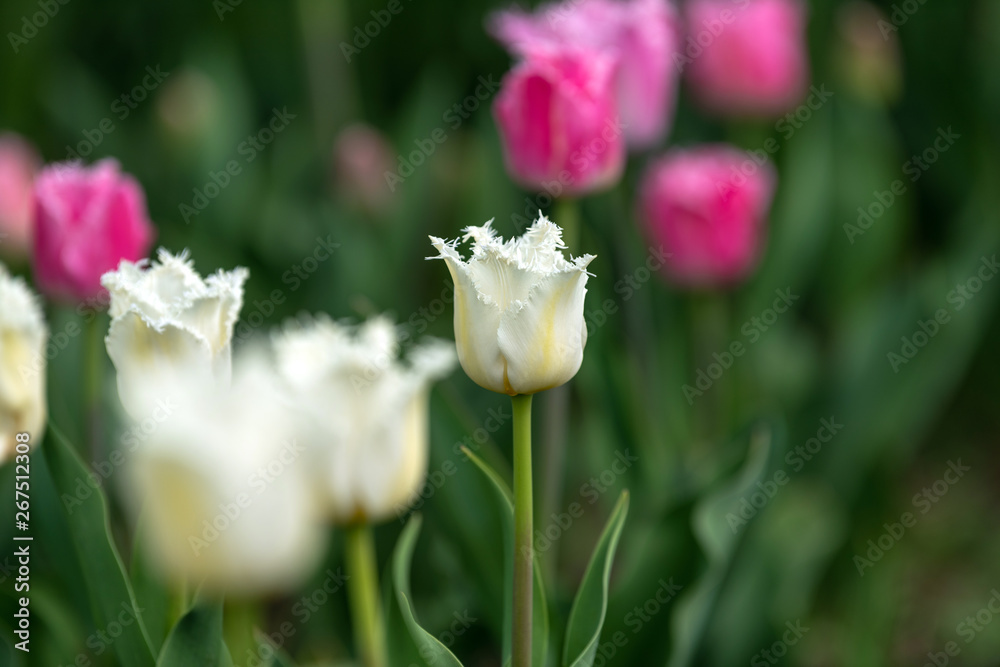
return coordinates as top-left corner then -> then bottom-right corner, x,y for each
129,349 -> 325,594
0,263 -> 47,460
273,315 -> 456,524
429,215 -> 594,396
101,249 -> 248,421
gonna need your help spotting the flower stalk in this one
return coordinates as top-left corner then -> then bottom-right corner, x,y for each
512,392 -> 533,667
345,523 -> 387,667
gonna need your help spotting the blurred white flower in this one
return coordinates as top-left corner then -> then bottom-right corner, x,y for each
0,263 -> 47,460
429,216 -> 594,395
130,348 -> 325,594
273,316 -> 455,524
101,249 -> 248,420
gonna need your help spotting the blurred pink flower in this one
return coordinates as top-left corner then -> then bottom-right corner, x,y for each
684,0 -> 809,117
494,47 -> 625,195
638,145 -> 776,287
0,133 -> 41,259
33,160 -> 155,303
332,123 -> 395,216
491,0 -> 680,149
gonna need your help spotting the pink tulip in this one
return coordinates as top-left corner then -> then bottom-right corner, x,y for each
494,46 -> 625,195
0,133 -> 41,259
683,0 -> 809,117
638,145 -> 776,286
491,0 -> 680,148
332,123 -> 395,215
33,160 -> 155,303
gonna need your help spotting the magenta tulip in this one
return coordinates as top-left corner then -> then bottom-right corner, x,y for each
491,0 -> 680,149
494,46 -> 625,195
683,0 -> 809,117
32,160 -> 155,303
638,145 -> 776,286
0,133 -> 40,259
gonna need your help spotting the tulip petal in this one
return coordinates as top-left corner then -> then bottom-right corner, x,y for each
498,267 -> 590,395
441,255 -> 508,394
106,310 -> 215,420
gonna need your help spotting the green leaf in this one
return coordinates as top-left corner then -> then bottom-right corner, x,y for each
131,510 -> 170,654
562,490 -> 630,667
390,515 -> 465,667
463,447 -> 550,667
156,598 -> 229,667
42,424 -> 155,667
667,422 -> 778,667
252,628 -> 298,667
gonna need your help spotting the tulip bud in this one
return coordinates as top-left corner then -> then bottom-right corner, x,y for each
0,263 -> 47,460
0,134 -> 40,260
684,0 -> 809,117
332,123 -> 396,216
101,249 -> 248,421
638,145 -> 776,287
429,216 -> 594,395
32,159 -> 155,303
493,47 -> 625,195
273,316 -> 456,525
129,349 -> 326,594
834,1 -> 902,106
491,0 -> 681,149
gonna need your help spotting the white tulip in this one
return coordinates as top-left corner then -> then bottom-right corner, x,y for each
273,315 -> 455,524
428,215 -> 594,395
101,249 -> 248,421
129,348 -> 326,593
0,263 -> 47,460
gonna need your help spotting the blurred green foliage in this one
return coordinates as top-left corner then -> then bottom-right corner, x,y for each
1,0 -> 999,665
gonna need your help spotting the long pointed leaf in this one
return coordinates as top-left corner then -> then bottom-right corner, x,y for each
156,599 -> 228,667
390,515 -> 465,666
42,424 -> 155,667
562,491 -> 630,667
463,446 -> 550,667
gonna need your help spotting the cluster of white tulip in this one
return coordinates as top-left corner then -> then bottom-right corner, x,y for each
101,250 -> 455,593
0,263 -> 47,460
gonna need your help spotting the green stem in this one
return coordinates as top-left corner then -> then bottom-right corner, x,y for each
554,197 -> 580,252
512,393 -> 533,667
224,598 -> 260,666
84,314 -> 103,460
345,524 -> 387,667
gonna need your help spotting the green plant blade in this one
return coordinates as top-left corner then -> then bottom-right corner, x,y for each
562,490 -> 630,667
42,424 -> 155,667
463,446 -> 550,667
156,598 -> 229,667
252,628 -> 298,667
390,515 -> 465,666
131,509 -> 170,654
667,421 -> 778,667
